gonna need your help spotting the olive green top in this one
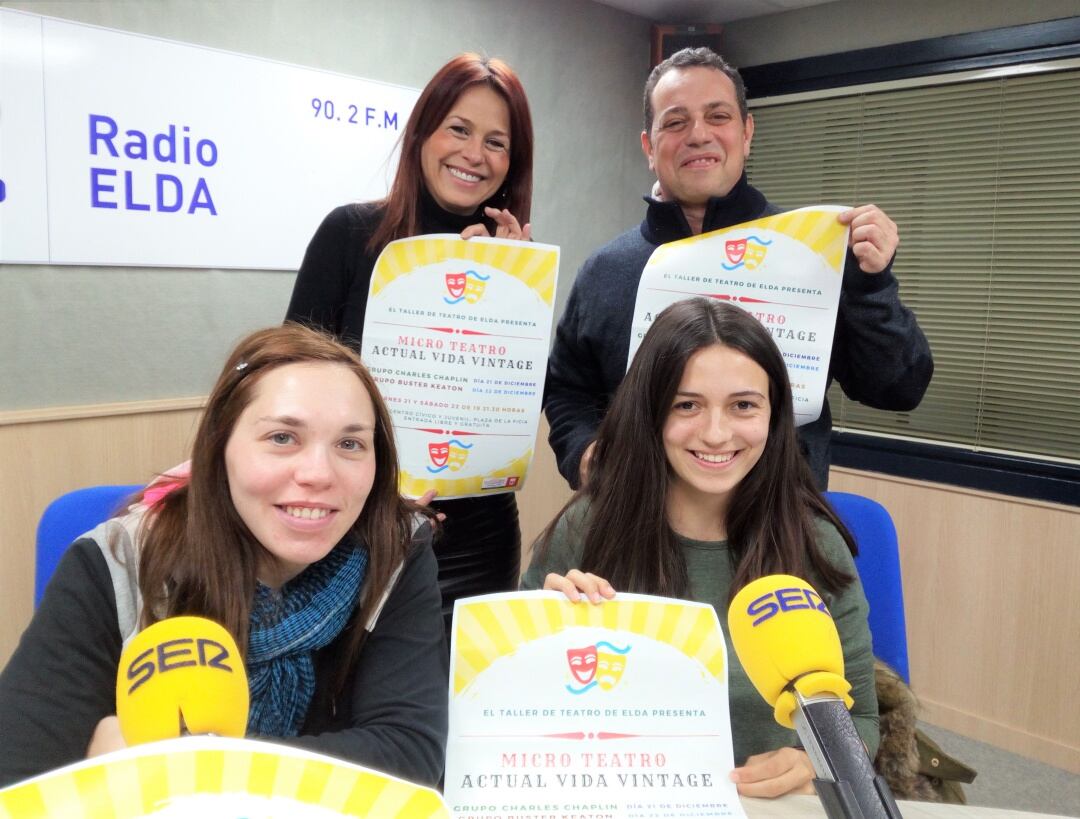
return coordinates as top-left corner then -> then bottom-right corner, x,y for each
521,500 -> 879,765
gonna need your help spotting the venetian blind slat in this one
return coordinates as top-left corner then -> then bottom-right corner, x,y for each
749,66 -> 1080,465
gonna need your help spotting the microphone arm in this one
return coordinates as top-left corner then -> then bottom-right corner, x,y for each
792,688 -> 903,819
726,575 -> 904,818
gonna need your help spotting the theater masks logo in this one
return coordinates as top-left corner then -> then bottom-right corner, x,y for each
444,270 -> 489,305
426,439 -> 472,473
722,236 -> 772,271
565,641 -> 631,695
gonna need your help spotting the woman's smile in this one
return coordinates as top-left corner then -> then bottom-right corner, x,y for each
224,362 -> 377,588
421,85 -> 511,215
691,449 -> 737,466
663,344 -> 771,538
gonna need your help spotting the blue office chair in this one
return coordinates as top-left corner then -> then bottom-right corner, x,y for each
824,491 -> 910,683
35,484 -> 142,607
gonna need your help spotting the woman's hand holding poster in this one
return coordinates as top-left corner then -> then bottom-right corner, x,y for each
630,207 -> 849,426
363,235 -> 559,499
445,592 -> 747,818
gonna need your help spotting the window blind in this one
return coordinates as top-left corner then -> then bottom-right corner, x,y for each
747,67 -> 1080,464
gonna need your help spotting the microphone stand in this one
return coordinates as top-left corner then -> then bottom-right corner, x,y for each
792,689 -> 903,819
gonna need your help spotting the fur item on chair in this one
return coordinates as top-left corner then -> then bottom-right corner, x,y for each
874,660 -> 939,800
874,660 -> 976,804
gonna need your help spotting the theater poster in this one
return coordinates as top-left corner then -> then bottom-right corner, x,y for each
445,592 -> 747,818
0,736 -> 448,818
629,206 -> 850,426
362,235 -> 559,500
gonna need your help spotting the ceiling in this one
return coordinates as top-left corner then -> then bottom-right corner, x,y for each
592,0 -> 840,25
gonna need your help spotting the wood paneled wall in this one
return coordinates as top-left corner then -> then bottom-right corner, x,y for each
829,468 -> 1079,774
517,418 -> 574,569
0,400 -> 202,663
1,408 -> 1075,773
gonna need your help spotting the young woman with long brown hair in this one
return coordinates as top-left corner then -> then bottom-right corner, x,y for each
286,53 -> 534,633
0,324 -> 446,788
522,298 -> 878,799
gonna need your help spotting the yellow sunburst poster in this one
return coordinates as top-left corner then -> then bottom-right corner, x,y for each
444,591 -> 746,818
0,736 -> 448,818
362,235 -> 559,499
630,206 -> 849,426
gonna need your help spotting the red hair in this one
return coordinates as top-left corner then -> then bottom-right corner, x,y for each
368,53 -> 534,252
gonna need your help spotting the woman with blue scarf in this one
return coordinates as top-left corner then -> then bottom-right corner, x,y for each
0,324 -> 447,788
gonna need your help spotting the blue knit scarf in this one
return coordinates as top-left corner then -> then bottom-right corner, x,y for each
246,542 -> 367,737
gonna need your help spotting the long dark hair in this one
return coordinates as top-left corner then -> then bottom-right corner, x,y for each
368,53 -> 534,252
135,324 -> 426,668
542,298 -> 855,598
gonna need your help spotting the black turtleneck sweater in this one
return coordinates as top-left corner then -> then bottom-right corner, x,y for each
286,197 -> 520,629
286,193 -> 489,348
543,174 -> 933,490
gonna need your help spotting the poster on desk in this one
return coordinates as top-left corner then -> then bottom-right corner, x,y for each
0,736 -> 449,818
445,591 -> 747,819
629,207 -> 849,425
362,235 -> 559,499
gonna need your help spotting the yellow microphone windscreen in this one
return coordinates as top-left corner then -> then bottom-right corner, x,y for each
116,615 -> 249,745
728,574 -> 850,727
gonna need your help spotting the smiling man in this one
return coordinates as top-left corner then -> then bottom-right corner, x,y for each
544,48 -> 933,490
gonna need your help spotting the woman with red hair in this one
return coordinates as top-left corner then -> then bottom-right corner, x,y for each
286,54 -> 534,633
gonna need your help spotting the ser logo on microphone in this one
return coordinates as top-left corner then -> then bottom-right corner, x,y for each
746,586 -> 829,626
126,637 -> 235,695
